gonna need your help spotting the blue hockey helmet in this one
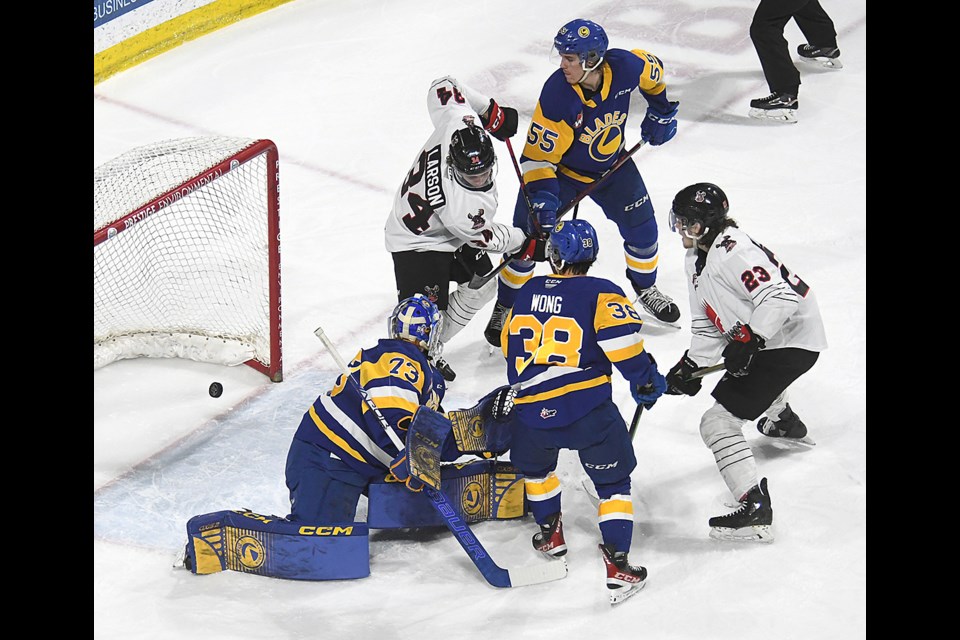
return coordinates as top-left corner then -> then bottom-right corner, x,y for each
554,19 -> 608,70
547,218 -> 599,271
388,294 -> 444,355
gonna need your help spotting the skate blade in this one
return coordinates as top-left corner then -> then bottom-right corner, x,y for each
609,580 -> 647,605
709,524 -> 774,543
800,57 -> 843,69
631,298 -> 682,329
761,434 -> 817,447
748,108 -> 798,123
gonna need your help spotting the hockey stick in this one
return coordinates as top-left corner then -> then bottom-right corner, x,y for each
313,325 -> 567,588
468,140 -> 646,290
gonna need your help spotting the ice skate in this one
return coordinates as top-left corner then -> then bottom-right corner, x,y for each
748,92 -> 798,123
431,357 -> 457,382
757,404 -> 815,446
484,302 -> 510,348
599,544 -> 647,604
797,44 -> 843,69
532,512 -> 567,558
709,478 -> 774,543
633,284 -> 680,324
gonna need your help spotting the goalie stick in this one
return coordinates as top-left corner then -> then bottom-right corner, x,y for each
313,325 -> 567,588
468,140 -> 647,290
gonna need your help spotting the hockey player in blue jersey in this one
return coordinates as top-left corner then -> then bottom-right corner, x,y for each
490,218 -> 666,604
285,294 -> 452,521
484,18 -> 681,348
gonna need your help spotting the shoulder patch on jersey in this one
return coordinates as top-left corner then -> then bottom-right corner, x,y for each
716,235 -> 737,253
467,208 -> 486,229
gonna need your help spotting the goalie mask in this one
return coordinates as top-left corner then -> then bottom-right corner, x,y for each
388,294 -> 444,357
547,219 -> 599,272
448,124 -> 496,190
669,182 -> 729,241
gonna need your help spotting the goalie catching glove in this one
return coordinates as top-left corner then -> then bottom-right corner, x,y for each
480,98 -> 519,141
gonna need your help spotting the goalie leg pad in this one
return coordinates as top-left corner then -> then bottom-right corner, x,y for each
367,460 -> 528,528
184,509 -> 369,580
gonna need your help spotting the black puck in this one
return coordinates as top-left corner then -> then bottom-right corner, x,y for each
209,382 -> 223,398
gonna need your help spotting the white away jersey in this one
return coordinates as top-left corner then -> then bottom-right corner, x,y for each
684,226 -> 828,367
384,76 -> 526,255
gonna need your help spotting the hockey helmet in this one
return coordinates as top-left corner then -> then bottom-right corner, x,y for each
669,183 -> 729,240
547,218 -> 599,271
448,124 -> 496,190
388,294 -> 444,356
554,19 -> 608,70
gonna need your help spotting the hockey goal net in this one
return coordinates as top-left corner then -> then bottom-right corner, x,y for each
94,137 -> 283,382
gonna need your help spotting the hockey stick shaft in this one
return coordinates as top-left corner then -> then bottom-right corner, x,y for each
313,325 -> 566,588
688,362 -> 726,379
505,137 -> 542,236
627,404 -> 643,439
469,140 -> 646,290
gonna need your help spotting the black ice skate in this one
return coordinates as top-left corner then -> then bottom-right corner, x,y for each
708,478 -> 774,543
432,357 -> 457,382
599,544 -> 647,605
484,302 -> 511,348
757,404 -> 816,446
748,92 -> 798,124
797,44 -> 843,69
532,512 -> 567,558
634,284 -> 680,324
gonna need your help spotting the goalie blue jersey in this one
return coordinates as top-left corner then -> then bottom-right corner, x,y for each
520,48 -> 672,195
500,274 -> 656,429
293,338 -> 446,477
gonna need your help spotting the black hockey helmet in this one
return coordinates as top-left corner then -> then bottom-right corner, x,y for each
448,124 -> 496,189
669,183 -> 729,239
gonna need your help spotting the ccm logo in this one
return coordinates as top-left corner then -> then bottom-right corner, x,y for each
624,195 -> 650,211
584,461 -> 619,470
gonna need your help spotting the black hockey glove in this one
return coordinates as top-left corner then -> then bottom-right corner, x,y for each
665,351 -> 703,396
480,99 -> 519,141
722,323 -> 765,377
516,233 -> 548,262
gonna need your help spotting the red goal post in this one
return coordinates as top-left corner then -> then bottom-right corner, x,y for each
94,137 -> 283,382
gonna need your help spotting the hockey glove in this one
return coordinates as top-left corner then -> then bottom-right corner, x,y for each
530,191 -> 560,234
722,323 -> 765,377
516,233 -> 548,262
631,353 -> 667,409
665,351 -> 703,396
489,386 -> 517,422
480,99 -> 519,141
389,450 -> 424,493
640,101 -> 679,146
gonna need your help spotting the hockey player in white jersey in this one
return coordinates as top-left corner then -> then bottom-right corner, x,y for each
663,183 -> 827,543
385,76 -> 546,382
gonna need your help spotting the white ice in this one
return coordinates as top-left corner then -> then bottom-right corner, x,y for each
94,1 -> 866,638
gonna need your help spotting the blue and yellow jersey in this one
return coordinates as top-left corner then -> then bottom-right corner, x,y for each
500,274 -> 655,428
520,48 -> 671,195
293,338 -> 446,476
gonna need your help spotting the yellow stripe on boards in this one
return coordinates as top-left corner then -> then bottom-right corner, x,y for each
94,0 -> 295,85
